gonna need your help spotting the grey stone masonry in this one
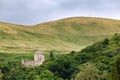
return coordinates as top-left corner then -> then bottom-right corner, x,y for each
22,51 -> 45,67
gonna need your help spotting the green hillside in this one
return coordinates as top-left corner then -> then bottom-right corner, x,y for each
74,34 -> 120,80
0,17 -> 120,53
0,33 -> 120,80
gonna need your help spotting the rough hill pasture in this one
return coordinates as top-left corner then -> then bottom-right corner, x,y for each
0,17 -> 120,53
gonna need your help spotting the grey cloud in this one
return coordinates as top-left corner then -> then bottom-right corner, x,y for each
0,0 -> 58,25
0,0 -> 120,25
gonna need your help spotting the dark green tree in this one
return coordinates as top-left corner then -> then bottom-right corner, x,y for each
111,58 -> 120,80
0,70 -> 3,80
49,51 -> 55,60
35,70 -> 54,80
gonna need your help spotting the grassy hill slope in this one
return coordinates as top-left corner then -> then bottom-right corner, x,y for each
0,17 -> 120,53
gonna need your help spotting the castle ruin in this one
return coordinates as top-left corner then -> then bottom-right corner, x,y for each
22,51 -> 45,67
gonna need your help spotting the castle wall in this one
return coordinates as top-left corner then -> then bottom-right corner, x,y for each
22,51 -> 45,67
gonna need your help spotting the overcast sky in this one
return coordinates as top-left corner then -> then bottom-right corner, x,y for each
0,0 -> 120,25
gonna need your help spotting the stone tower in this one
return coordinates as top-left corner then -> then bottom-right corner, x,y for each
22,51 -> 45,67
34,51 -> 45,66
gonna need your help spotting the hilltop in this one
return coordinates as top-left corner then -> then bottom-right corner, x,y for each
0,17 -> 120,53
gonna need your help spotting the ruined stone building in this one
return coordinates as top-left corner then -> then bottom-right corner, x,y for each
22,51 -> 45,67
